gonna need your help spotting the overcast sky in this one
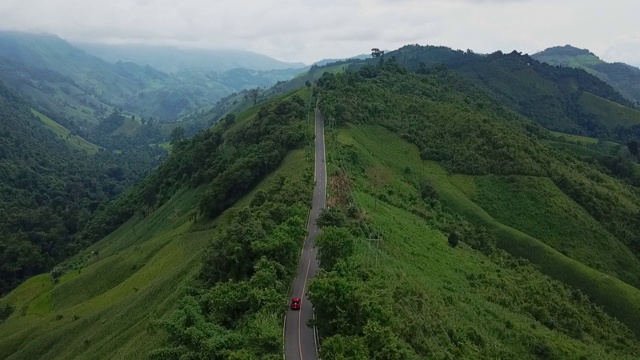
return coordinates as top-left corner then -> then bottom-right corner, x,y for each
0,0 -> 638,66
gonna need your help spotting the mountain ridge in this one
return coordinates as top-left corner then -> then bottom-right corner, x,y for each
76,42 -> 307,73
533,45 -> 640,104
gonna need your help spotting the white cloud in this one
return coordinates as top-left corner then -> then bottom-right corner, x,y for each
0,0 -> 638,65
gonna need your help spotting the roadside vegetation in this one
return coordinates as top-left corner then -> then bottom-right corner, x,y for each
309,62 -> 640,359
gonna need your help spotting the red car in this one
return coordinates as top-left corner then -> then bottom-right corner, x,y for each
290,297 -> 301,310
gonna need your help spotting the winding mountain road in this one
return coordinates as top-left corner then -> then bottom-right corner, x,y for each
284,106 -> 326,360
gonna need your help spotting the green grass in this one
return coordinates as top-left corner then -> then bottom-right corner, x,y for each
579,92 -> 640,128
544,140 -> 608,159
550,131 -> 599,145
334,124 -> 640,337
113,116 -> 140,135
149,142 -> 171,151
31,109 -> 101,153
0,148 -> 309,360
535,54 -> 605,69
512,67 -> 560,94
450,174 -> 640,286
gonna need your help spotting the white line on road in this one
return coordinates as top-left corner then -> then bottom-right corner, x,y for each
298,258 -> 312,360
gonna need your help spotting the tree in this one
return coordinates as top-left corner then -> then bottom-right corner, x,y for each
305,80 -> 312,88
248,88 -> 261,105
222,113 -> 236,126
316,227 -> 355,271
367,166 -> 390,209
142,183 -> 157,209
317,207 -> 347,228
448,231 -> 459,248
170,126 -> 185,145
628,140 -> 639,158
371,48 -> 384,58
0,305 -> 14,323
308,271 -> 364,336
363,321 -> 414,360
321,335 -> 368,360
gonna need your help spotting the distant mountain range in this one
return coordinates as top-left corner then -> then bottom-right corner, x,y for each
0,31 -> 306,123
532,45 -> 640,104
76,43 -> 306,73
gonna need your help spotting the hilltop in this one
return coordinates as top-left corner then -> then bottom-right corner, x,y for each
533,45 -> 640,104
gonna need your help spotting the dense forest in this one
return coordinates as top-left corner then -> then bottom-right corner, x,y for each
0,81 -> 164,296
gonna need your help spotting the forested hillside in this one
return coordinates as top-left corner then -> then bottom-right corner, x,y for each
376,45 -> 640,144
311,62 -> 640,358
0,81 -> 160,296
533,45 -> 640,104
0,87 -> 315,359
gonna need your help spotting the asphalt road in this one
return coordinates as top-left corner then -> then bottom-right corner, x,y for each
284,106 -> 326,360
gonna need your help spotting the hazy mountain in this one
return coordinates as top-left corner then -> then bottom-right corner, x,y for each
533,45 -> 640,104
312,53 -> 371,67
76,43 -> 307,73
0,31 -> 306,122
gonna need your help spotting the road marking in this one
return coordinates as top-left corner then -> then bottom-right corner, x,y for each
298,258 -> 312,360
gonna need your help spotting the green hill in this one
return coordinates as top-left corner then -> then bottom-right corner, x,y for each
0,87 -> 315,359
578,91 -> 640,128
533,45 -> 640,105
370,45 -> 640,144
0,81 -> 152,297
309,62 -> 640,358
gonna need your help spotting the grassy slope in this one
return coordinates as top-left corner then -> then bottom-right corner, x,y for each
549,131 -> 598,145
31,109 -> 102,153
0,149 -> 308,360
325,124 -> 640,358
579,92 -> 640,128
113,116 -> 141,136
534,54 -> 604,71
450,174 -> 640,283
335,124 -> 640,336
